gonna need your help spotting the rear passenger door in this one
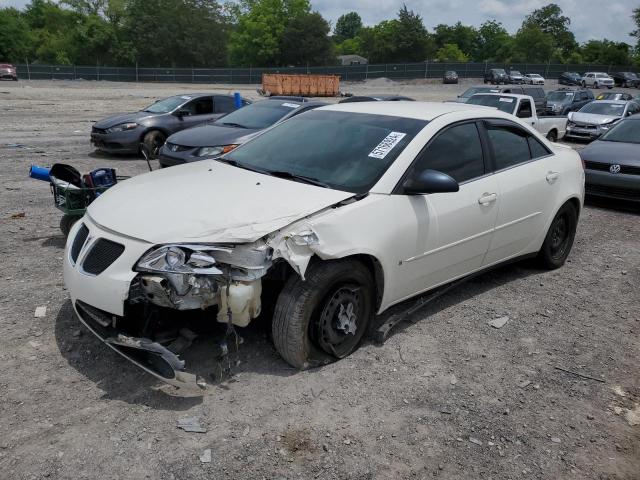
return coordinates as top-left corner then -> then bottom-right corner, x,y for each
213,95 -> 238,118
482,120 -> 558,265
177,96 -> 217,129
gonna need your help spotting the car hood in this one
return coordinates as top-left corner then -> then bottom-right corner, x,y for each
167,124 -> 261,148
570,112 -> 621,125
580,140 -> 640,165
94,111 -> 161,129
86,160 -> 354,244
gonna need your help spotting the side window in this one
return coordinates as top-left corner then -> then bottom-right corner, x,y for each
214,96 -> 236,113
184,97 -> 213,115
528,136 -> 551,158
516,100 -> 533,118
486,124 -> 532,170
411,123 -> 485,184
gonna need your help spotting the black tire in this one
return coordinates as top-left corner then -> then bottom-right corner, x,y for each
537,202 -> 578,270
142,130 -> 165,159
582,81 -> 587,88
272,259 -> 374,369
546,130 -> 558,142
60,215 -> 79,237
593,82 -> 599,89
607,86 -> 613,89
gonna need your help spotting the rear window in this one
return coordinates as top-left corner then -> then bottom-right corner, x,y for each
524,88 -> 545,99
467,95 -> 516,113
213,101 -> 300,129
460,87 -> 500,98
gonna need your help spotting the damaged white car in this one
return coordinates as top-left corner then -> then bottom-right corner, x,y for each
64,102 -> 585,388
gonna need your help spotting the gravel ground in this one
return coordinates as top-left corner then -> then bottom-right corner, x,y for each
0,79 -> 638,480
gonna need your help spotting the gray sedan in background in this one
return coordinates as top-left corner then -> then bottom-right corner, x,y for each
565,100 -> 640,141
580,116 -> 640,203
158,99 -> 327,168
91,93 -> 250,157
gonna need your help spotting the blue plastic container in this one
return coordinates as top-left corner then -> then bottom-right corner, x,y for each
29,165 -> 51,182
234,92 -> 242,108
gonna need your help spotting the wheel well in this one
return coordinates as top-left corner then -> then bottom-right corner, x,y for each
139,128 -> 168,143
566,197 -> 581,218
346,254 -> 385,310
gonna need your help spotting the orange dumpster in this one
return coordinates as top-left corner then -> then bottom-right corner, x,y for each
261,73 -> 340,97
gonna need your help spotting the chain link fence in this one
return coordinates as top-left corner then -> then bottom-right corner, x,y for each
14,62 -> 640,84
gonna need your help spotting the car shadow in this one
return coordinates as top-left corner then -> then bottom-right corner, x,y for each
54,300 -> 203,409
22,234 -> 66,249
370,259 -> 542,343
585,196 -> 640,215
88,150 -> 140,161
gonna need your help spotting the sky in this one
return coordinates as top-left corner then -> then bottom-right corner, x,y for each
1,0 -> 638,44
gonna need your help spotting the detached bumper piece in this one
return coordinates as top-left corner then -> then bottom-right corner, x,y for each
75,300 -> 204,389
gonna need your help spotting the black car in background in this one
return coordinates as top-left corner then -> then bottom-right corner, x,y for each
611,72 -> 639,88
546,88 -> 594,115
158,100 -> 327,168
483,68 -> 509,85
91,93 -> 250,157
443,71 -> 458,84
559,72 -> 582,86
339,94 -> 415,103
580,116 -> 640,203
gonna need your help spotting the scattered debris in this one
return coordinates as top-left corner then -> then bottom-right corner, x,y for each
34,306 -> 47,318
613,385 -> 627,397
199,449 -> 211,463
554,366 -> 605,383
518,380 -> 532,388
487,316 -> 509,329
10,212 -> 25,219
551,437 -> 562,443
6,143 -> 25,148
177,417 -> 207,433
613,406 -> 623,415
624,405 -> 640,426
469,437 -> 483,446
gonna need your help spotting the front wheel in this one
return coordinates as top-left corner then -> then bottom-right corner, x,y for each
607,86 -> 613,89
142,130 -> 166,159
272,259 -> 374,369
593,82 -> 599,89
60,215 -> 80,237
537,202 -> 578,270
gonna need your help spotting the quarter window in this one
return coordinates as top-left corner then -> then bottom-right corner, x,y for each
411,123 -> 485,183
184,97 -> 213,115
528,136 -> 550,158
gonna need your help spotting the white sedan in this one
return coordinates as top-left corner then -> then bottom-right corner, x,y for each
524,73 -> 546,85
64,102 -> 585,387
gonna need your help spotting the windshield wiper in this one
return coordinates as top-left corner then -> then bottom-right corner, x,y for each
266,170 -> 331,188
215,157 -> 268,174
220,122 -> 248,129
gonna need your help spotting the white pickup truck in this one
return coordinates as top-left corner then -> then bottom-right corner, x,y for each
467,93 -> 567,142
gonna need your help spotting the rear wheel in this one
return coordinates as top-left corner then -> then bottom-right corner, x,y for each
546,130 -> 558,142
537,202 -> 578,270
142,130 -> 166,159
271,259 -> 374,369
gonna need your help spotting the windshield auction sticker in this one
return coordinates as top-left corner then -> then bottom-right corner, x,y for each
369,131 -> 407,159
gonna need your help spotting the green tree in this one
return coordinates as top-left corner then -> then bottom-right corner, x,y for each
581,40 -> 632,65
476,20 -> 512,62
394,5 -> 434,61
124,0 -> 229,67
229,0 -> 311,66
23,0 -> 81,64
522,3 -> 577,56
281,11 -> 333,66
335,36 -> 363,56
433,22 -> 479,58
0,8 -> 32,62
512,25 -> 554,62
334,11 -> 362,40
436,43 -> 468,62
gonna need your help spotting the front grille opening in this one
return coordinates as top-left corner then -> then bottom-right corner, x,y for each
70,223 -> 89,263
82,239 -> 125,275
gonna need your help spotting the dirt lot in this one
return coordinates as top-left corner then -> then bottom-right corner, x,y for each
0,79 -> 638,480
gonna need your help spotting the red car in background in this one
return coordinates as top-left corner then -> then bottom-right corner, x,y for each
0,63 -> 18,81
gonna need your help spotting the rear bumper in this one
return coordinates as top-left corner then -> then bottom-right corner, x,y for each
585,170 -> 640,202
90,128 -> 141,154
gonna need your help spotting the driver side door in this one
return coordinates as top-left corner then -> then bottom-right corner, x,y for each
392,121 -> 500,302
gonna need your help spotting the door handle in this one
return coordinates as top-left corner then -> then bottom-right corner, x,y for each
546,171 -> 559,183
478,193 -> 497,205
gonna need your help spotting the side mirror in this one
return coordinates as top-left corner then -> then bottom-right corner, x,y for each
402,169 -> 459,195
175,109 -> 190,118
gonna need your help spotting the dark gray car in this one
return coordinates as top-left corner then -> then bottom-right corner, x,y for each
546,88 -> 594,115
159,100 -> 327,168
91,93 -> 250,156
580,117 -> 640,203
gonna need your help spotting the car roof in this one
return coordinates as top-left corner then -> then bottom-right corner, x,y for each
591,99 -> 630,104
472,93 -> 530,100
321,101 -> 495,121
